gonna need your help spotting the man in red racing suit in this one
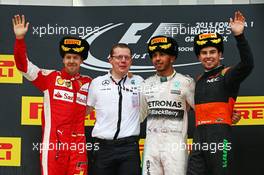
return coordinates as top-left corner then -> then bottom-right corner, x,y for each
13,14 -> 91,175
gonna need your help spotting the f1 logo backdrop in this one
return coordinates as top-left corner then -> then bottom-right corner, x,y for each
0,4 -> 263,175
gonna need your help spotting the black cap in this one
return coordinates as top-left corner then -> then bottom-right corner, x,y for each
59,36 -> 90,60
147,35 -> 178,58
194,33 -> 224,56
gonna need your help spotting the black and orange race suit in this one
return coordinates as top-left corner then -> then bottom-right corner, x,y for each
187,34 -> 254,175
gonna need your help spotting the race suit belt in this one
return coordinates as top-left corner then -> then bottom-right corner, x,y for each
71,132 -> 85,137
195,102 -> 233,126
147,128 -> 181,133
94,136 -> 139,145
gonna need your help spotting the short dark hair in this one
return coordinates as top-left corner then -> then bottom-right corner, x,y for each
110,43 -> 132,56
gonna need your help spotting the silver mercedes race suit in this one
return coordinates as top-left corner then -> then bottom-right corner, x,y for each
140,70 -> 195,175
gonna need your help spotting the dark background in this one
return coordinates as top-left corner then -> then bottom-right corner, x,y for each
0,4 -> 263,175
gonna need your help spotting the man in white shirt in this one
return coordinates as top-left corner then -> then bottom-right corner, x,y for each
87,43 -> 143,175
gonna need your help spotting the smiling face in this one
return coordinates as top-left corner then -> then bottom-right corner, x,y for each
63,53 -> 83,75
198,46 -> 222,70
109,47 -> 132,78
151,51 -> 175,76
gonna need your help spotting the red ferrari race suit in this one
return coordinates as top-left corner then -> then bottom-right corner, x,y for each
14,39 -> 92,175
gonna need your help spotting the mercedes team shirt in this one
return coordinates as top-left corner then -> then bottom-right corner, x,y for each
87,72 -> 144,140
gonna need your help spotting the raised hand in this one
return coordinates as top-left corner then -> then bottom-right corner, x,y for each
12,14 -> 29,39
229,11 -> 245,36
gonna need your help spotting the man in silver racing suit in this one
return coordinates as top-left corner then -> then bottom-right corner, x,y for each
140,35 -> 195,175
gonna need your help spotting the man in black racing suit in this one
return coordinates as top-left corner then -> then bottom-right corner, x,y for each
187,11 -> 254,175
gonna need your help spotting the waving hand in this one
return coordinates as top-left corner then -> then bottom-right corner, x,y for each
229,11 -> 245,36
12,15 -> 29,39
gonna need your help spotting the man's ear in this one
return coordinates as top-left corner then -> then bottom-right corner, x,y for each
171,56 -> 176,63
219,52 -> 223,58
108,55 -> 112,62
